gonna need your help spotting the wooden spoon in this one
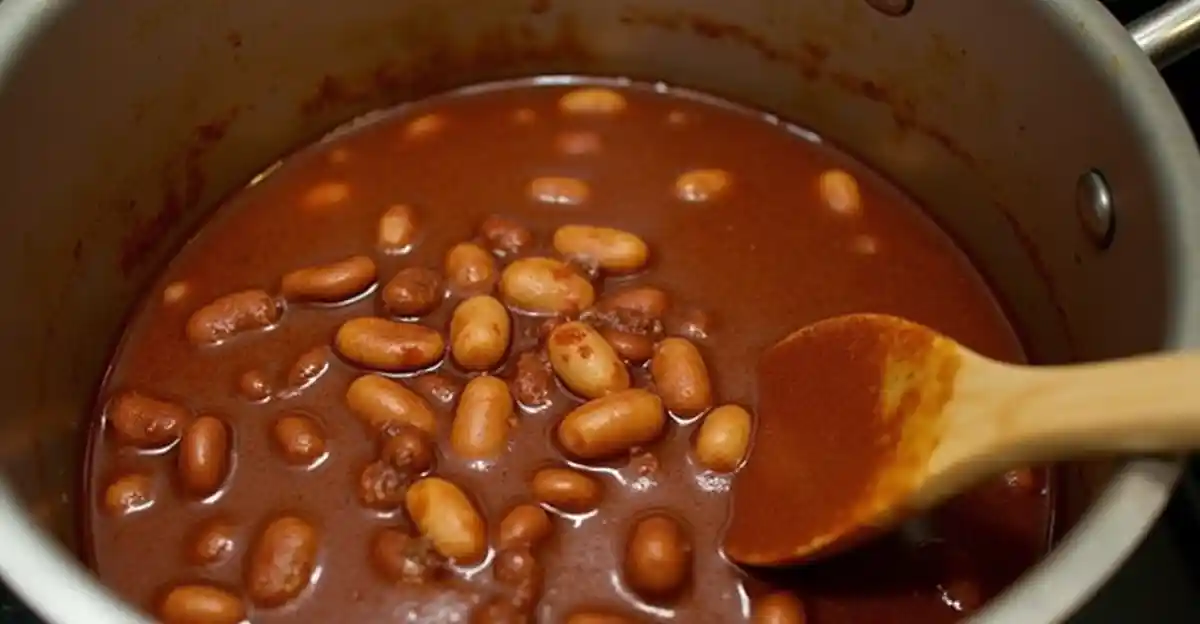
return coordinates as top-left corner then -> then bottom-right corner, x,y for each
723,312 -> 1200,567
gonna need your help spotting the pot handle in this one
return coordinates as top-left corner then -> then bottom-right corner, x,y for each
1129,0 -> 1200,68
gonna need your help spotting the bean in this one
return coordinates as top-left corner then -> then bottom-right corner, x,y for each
1004,468 -> 1039,494
410,372 -> 461,407
752,592 -> 807,624
382,267 -> 444,317
494,546 -> 543,609
178,416 -> 231,498
272,413 -> 327,466
694,405 -> 752,473
556,130 -> 602,156
498,504 -> 553,549
159,585 -> 245,624
665,308 -> 711,342
371,527 -> 445,584
301,181 -> 350,209
287,346 -> 330,388
512,351 -> 554,408
405,477 -> 487,563
237,370 -> 273,402
446,242 -> 497,293
380,423 -> 435,474
480,215 -> 533,256
103,473 -> 154,516
600,286 -> 670,320
359,460 -> 408,510
548,322 -> 630,399
650,338 -> 713,417
531,467 -> 602,513
451,376 -> 514,460
186,289 -> 280,345
674,168 -> 731,202
450,296 -> 512,371
246,516 -> 320,607
500,257 -> 595,315
818,168 -> 861,216
346,374 -> 437,434
162,281 -> 190,305
335,317 -> 445,372
513,108 -> 537,124
624,514 -> 692,600
557,389 -> 666,460
528,176 -> 590,205
559,87 -> 627,115
106,391 -> 187,450
405,113 -> 446,139
566,614 -> 641,624
553,225 -> 649,274
600,327 -> 654,364
189,519 -> 237,566
281,255 -> 377,303
378,204 -> 418,251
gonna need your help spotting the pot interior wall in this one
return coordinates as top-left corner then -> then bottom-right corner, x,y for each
0,0 -> 1171,578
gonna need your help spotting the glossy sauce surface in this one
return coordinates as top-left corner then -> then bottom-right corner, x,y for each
85,79 -> 1051,623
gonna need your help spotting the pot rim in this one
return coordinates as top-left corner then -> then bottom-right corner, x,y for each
0,1 -> 1193,623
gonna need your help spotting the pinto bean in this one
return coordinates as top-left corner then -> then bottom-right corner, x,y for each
186,289 -> 280,345
281,255 -> 377,303
565,613 -> 642,624
335,317 -> 445,372
557,389 -> 666,460
512,350 -> 554,408
752,592 -> 808,624
818,168 -> 861,216
245,516 -> 320,607
162,281 -> 190,305
371,528 -> 445,584
237,370 -> 273,402
405,477 -> 487,563
600,328 -> 654,364
493,546 -> 543,610
378,204 -> 419,252
103,473 -> 154,516
159,585 -> 245,624
346,374 -> 437,434
380,422 -> 436,475
359,461 -> 409,510
500,257 -> 595,315
624,514 -> 692,600
382,267 -> 444,317
559,87 -> 627,115
451,376 -> 514,460
548,321 -> 630,399
106,391 -> 187,450
287,346 -> 330,388
674,169 -> 731,202
650,338 -> 713,417
553,225 -> 649,274
178,416 -> 231,498
405,113 -> 446,139
272,413 -> 327,466
446,242 -> 497,293
189,519 -> 237,566
693,405 -> 752,472
531,467 -> 602,513
480,215 -> 533,256
498,504 -> 553,549
600,287 -> 669,320
450,296 -> 512,371
410,372 -> 461,407
528,176 -> 590,205
302,181 -> 350,209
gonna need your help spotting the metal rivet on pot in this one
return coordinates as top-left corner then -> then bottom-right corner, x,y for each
866,0 -> 913,17
1076,169 -> 1115,249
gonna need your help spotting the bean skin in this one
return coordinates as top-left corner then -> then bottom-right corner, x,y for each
450,375 -> 514,460
693,404 -> 752,472
650,337 -> 713,417
245,516 -> 320,607
450,295 -> 512,371
405,477 -> 487,564
500,257 -> 595,315
557,389 -> 666,460
548,321 -> 630,399
335,317 -> 445,372
346,374 -> 437,434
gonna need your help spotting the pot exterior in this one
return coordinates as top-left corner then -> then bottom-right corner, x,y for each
0,1 -> 1194,623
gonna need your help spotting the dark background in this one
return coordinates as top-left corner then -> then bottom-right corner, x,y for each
2,0 -> 1199,622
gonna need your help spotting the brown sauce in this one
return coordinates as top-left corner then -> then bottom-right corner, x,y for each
84,78 -> 1052,623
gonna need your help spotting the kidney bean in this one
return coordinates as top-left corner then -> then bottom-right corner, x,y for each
674,168 -> 731,202
494,546 -> 543,610
162,281 -> 190,305
531,467 -> 602,513
512,351 -> 554,408
450,296 -> 512,371
372,527 -> 445,584
287,346 -> 330,388
480,215 -> 533,256
405,113 -> 446,139
335,317 -> 445,372
382,267 -> 444,317
281,255 -> 377,303
694,405 -> 752,473
159,584 -> 246,624
601,287 -> 669,321
410,372 -> 461,407
498,504 -> 553,550
245,516 -> 320,607
378,204 -> 419,252
106,391 -> 187,450
818,168 -> 862,216
103,473 -> 154,516
751,592 -> 807,624
623,514 -> 692,600
272,412 -> 327,466
445,242 -> 497,293
237,369 -> 273,402
405,477 -> 487,563
500,257 -> 595,315
346,374 -> 437,434
178,416 -> 231,498
186,289 -> 280,346
600,327 -> 654,364
553,225 -> 649,274
188,519 -> 237,566
528,176 -> 590,205
650,338 -> 713,417
380,423 -> 435,475
451,376 -> 514,460
559,87 -> 627,115
302,181 -> 350,209
557,389 -> 666,460
359,460 -> 409,510
548,321 -> 631,399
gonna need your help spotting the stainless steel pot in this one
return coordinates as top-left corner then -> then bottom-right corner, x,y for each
0,0 -> 1198,622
